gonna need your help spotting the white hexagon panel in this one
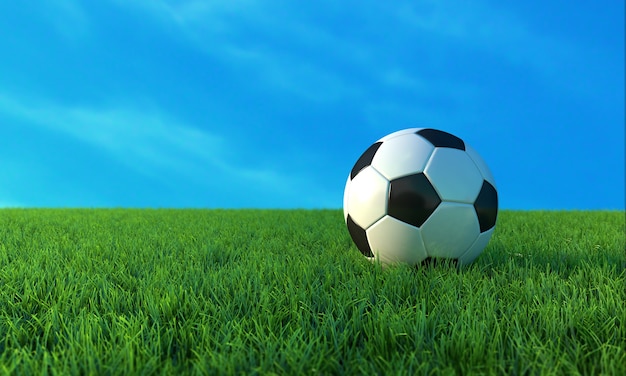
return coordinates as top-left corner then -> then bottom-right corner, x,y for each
346,166 -> 389,229
366,215 -> 428,265
371,133 -> 435,180
420,202 -> 480,258
424,148 -> 484,204
377,128 -> 424,143
458,228 -> 495,265
343,175 -> 351,223
465,144 -> 496,188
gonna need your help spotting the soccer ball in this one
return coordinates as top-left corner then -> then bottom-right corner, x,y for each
343,128 -> 498,267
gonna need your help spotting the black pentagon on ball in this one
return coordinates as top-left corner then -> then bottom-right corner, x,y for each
350,142 -> 382,179
417,129 -> 465,150
474,181 -> 498,232
388,173 -> 441,228
346,214 -> 374,257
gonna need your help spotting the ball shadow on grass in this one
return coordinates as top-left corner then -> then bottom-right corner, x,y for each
418,256 -> 459,269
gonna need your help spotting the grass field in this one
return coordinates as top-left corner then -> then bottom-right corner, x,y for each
0,209 -> 624,375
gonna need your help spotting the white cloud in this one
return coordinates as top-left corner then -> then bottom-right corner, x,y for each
110,0 -> 263,38
104,0 -> 493,106
40,0 -> 91,42
107,0 -> 368,103
393,0 -> 575,75
0,93 -> 310,199
104,0 -> 586,104
223,45 -> 363,102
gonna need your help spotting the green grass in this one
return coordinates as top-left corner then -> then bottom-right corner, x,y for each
0,209 -> 624,375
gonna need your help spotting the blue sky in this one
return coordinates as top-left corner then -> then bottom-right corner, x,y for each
0,1 -> 623,210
